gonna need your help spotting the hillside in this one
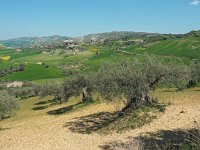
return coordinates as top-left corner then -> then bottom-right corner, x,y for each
122,30 -> 200,59
0,35 -> 72,48
0,88 -> 200,150
0,30 -> 200,82
148,36 -> 200,59
76,31 -> 178,43
0,44 -> 7,49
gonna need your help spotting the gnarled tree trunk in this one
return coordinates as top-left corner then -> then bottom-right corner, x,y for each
82,86 -> 91,103
122,92 -> 152,111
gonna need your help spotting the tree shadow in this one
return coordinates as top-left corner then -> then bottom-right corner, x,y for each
32,99 -> 57,111
0,127 -> 11,131
32,106 -> 48,110
162,89 -> 177,93
63,104 -> 164,135
64,111 -> 123,134
47,103 -> 81,115
34,99 -> 57,105
100,128 -> 200,150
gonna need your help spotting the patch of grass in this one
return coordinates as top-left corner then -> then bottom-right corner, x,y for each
2,63 -> 64,81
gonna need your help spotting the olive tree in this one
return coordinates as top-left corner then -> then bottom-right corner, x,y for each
189,60 -> 200,86
7,86 -> 34,99
40,82 -> 64,103
63,76 -> 93,103
93,55 -> 191,109
38,76 -> 93,104
0,91 -> 19,120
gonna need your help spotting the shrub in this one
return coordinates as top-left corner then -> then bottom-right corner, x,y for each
19,64 -> 25,71
63,76 -> 92,103
44,65 -> 49,68
0,91 -> 19,120
188,60 -> 200,87
31,84 -> 42,96
7,86 -> 34,99
40,82 -> 64,103
38,76 -> 92,104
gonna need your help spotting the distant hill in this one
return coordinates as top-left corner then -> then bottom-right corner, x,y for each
1,30 -> 200,54
148,35 -> 200,59
0,44 -> 7,49
184,30 -> 200,37
76,31 -> 179,43
0,35 -> 72,48
122,30 -> 200,59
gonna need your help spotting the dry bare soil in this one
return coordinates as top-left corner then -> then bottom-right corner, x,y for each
0,88 -> 200,150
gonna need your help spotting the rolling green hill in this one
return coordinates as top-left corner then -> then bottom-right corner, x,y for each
123,30 -> 200,59
0,35 -> 71,48
0,44 -> 7,49
148,36 -> 200,59
0,30 -> 200,82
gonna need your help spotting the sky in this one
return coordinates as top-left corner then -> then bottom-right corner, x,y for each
0,0 -> 200,40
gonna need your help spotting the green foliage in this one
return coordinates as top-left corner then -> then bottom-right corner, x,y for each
39,82 -> 64,103
93,55 -> 191,108
63,76 -> 92,103
38,76 -> 92,104
0,91 -> 19,120
7,86 -> 34,99
0,64 -> 26,77
31,84 -> 42,96
189,60 -> 200,87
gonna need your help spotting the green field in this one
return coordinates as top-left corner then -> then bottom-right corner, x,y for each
124,36 -> 200,59
0,35 -> 199,82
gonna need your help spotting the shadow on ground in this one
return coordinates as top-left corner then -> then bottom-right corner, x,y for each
34,99 -> 57,105
162,89 -> 177,93
100,128 -> 200,150
0,127 -> 11,131
32,106 -> 48,110
64,111 -> 123,134
32,99 -> 57,111
63,104 -> 163,134
47,103 -> 81,115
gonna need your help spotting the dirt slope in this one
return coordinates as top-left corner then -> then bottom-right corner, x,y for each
0,88 -> 200,150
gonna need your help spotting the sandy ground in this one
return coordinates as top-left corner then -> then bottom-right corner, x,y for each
0,89 -> 200,150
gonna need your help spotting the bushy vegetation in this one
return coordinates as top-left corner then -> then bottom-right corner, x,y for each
0,64 -> 25,77
92,55 -> 191,109
39,82 -> 63,103
63,76 -> 92,103
0,91 -> 19,120
36,55 -> 193,111
7,86 -> 34,99
189,60 -> 200,87
39,76 -> 92,104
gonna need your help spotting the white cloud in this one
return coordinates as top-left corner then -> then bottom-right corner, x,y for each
190,0 -> 200,6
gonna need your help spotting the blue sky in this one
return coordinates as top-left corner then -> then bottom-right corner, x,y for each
0,0 -> 200,40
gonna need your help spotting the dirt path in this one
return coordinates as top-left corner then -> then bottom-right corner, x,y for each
0,88 -> 200,150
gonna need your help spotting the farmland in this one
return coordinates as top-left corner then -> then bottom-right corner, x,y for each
0,31 -> 200,150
